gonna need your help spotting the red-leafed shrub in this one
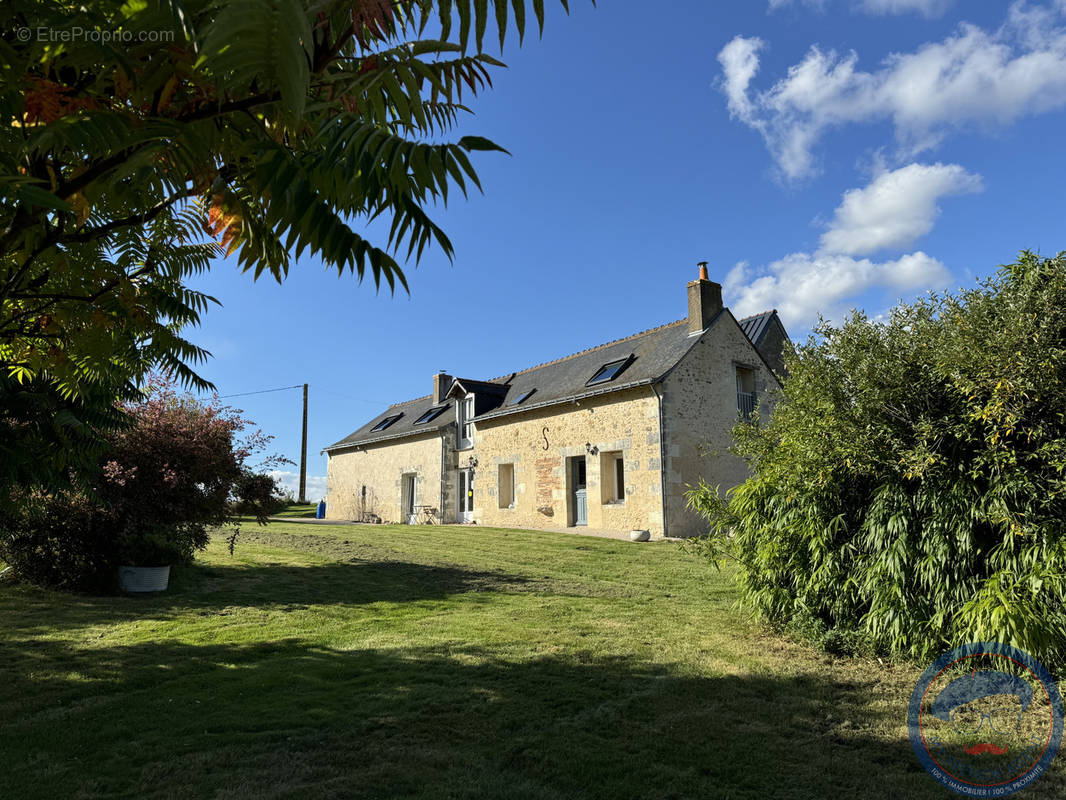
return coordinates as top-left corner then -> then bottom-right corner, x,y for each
0,377 -> 286,591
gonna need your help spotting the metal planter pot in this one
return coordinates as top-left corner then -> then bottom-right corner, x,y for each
118,565 -> 171,593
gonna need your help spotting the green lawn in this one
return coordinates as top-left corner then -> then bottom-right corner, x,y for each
2,523 -> 1061,799
270,503 -> 318,518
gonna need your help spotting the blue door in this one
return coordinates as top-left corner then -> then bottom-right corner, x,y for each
571,456 -> 587,526
575,488 -> 587,526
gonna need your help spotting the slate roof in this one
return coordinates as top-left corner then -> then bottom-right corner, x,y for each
325,307 -> 762,452
474,316 -> 707,422
737,310 -> 777,347
324,393 -> 453,451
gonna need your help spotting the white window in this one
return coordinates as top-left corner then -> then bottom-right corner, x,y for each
457,395 -> 475,448
498,464 -> 515,509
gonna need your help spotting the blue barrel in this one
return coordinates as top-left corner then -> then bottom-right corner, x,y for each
316,501 -> 326,519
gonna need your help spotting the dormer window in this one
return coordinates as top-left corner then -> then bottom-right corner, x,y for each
587,356 -> 632,386
414,405 -> 448,425
457,395 -> 475,448
370,413 -> 402,432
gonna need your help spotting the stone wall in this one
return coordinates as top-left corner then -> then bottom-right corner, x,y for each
325,431 -> 445,523
756,314 -> 791,379
660,313 -> 782,538
325,309 -> 784,536
467,387 -> 664,535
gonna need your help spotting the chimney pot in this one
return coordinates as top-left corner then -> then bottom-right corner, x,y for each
697,261 -> 709,281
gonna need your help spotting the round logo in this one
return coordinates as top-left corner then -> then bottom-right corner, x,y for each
908,642 -> 1063,797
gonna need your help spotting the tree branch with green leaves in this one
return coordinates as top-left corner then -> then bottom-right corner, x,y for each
0,0 -> 583,491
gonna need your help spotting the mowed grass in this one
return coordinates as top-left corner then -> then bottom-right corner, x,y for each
270,503 -> 318,519
2,523 -> 1062,799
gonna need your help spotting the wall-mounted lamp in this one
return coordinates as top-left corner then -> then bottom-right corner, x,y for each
465,456 -> 479,468
585,442 -> 598,455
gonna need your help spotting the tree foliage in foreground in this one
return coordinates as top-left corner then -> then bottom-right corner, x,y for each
0,0 -> 577,491
687,252 -> 1066,669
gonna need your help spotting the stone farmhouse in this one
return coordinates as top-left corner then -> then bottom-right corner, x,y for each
323,268 -> 790,538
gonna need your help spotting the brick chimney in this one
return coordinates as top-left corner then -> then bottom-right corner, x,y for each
687,262 -> 723,334
433,372 -> 453,404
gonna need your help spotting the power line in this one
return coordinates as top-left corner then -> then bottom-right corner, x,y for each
213,384 -> 304,399
203,384 -> 387,405
316,387 -> 392,405
202,383 -> 311,503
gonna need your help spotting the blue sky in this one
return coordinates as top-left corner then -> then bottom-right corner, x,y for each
187,0 -> 1066,499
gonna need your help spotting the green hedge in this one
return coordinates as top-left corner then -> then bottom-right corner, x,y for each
688,252 -> 1066,669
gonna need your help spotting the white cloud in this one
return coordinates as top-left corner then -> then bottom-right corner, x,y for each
270,470 -> 328,502
721,2 -> 1066,179
718,36 -> 765,123
727,250 -> 950,330
723,260 -> 751,299
724,162 -> 967,328
769,0 -> 950,15
725,164 -> 967,330
768,0 -> 827,11
820,162 -> 983,255
858,0 -> 953,16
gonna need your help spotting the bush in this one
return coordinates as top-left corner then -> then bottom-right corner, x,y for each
778,609 -> 879,659
0,490 -> 120,592
0,377 -> 289,590
94,382 -> 243,566
687,252 -> 1066,669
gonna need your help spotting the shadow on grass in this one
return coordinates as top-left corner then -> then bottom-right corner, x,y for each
0,637 -> 968,800
0,557 -> 559,636
180,558 -> 548,606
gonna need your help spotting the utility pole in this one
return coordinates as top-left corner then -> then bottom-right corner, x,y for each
298,383 -> 308,504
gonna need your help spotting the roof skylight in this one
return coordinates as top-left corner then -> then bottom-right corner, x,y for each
586,357 -> 632,386
370,413 -> 402,432
413,406 -> 448,425
509,389 -> 536,406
